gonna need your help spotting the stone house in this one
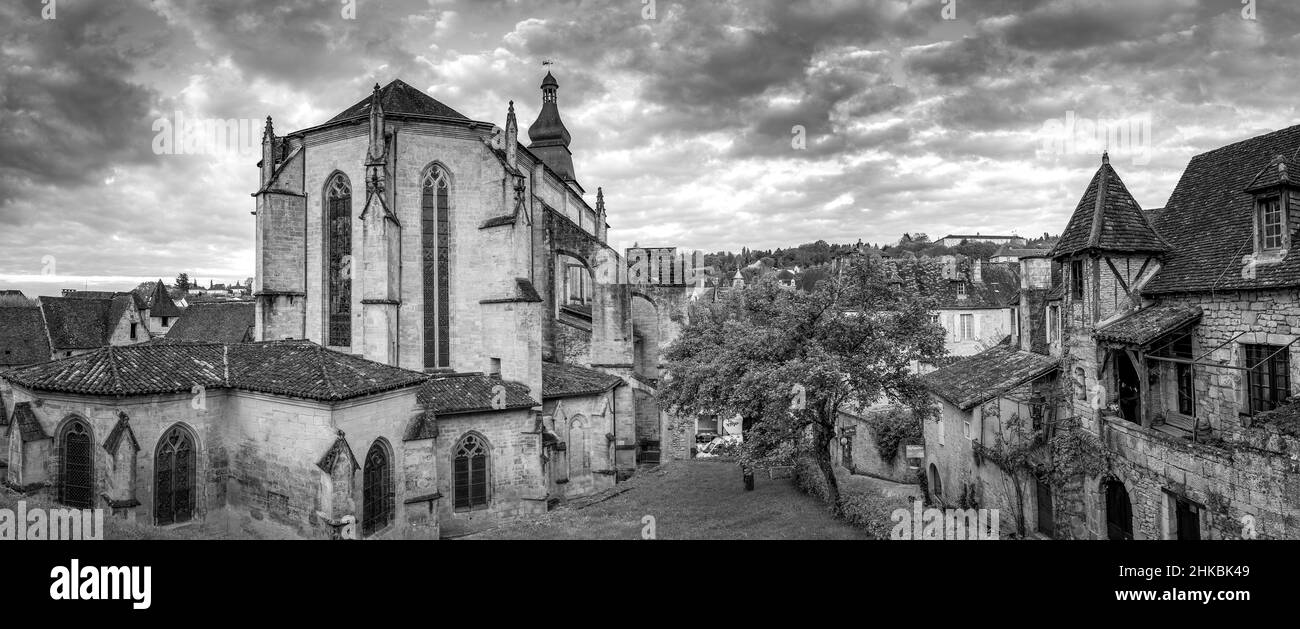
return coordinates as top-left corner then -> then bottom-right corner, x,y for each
39,293 -> 152,359
922,127 -> 1300,540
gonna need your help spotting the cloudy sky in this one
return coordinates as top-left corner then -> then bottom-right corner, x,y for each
2,0 -> 1298,296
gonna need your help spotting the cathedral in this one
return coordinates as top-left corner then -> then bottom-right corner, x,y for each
249,72 -> 695,536
0,73 -> 694,539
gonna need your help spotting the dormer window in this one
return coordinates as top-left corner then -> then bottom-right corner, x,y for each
956,282 -> 968,299
1259,195 -> 1285,252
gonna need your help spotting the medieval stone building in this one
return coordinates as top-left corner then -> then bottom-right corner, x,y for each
0,73 -> 692,539
923,128 -> 1300,540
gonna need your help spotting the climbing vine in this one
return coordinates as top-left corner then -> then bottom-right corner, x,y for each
866,407 -> 922,462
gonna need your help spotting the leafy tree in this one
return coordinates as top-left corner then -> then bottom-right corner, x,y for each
658,256 -> 946,514
175,273 -> 191,292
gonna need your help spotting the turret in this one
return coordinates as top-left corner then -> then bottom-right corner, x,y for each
528,71 -> 579,188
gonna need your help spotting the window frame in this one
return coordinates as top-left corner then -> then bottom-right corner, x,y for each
959,313 -> 975,340
1070,260 -> 1084,301
453,433 -> 491,511
1258,195 -> 1286,252
1244,343 -> 1291,415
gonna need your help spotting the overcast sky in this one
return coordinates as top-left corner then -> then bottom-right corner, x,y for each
2,0 -> 1298,296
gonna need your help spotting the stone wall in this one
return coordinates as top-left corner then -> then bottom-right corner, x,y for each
435,408 -> 546,537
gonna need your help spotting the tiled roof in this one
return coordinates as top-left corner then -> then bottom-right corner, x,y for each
542,362 -> 623,399
8,402 -> 48,442
328,79 -> 468,124
921,344 -> 1059,410
1144,125 -> 1300,293
148,280 -> 185,317
1093,305 -> 1202,346
2,340 -> 428,402
1244,153 -> 1299,193
39,297 -> 114,350
1052,155 -> 1169,258
163,302 -> 254,343
417,373 -> 538,415
0,306 -> 52,366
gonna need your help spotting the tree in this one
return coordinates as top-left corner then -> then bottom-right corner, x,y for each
175,273 -> 191,292
658,256 -> 946,515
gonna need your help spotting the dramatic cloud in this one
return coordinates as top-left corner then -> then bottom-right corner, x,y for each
2,0 -> 1300,296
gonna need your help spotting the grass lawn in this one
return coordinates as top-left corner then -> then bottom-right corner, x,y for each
466,458 -> 871,540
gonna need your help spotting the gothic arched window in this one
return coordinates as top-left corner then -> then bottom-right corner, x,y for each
155,425 -> 196,525
453,433 -> 489,511
569,417 -> 589,476
58,418 -> 94,509
362,441 -> 393,536
326,173 -> 353,347
421,166 -> 451,369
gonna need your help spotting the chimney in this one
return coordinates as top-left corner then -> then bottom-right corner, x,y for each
505,101 -> 518,168
972,258 -> 983,284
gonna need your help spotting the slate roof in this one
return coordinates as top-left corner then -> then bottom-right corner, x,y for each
0,306 -> 52,366
922,344 -> 1059,410
148,280 -> 185,317
328,79 -> 468,124
8,402 -> 48,442
542,362 -> 624,399
1052,154 -> 1169,258
1093,305 -> 1203,346
39,297 -> 115,350
417,373 -> 538,415
3,340 -> 428,402
163,302 -> 254,343
1144,125 -> 1300,293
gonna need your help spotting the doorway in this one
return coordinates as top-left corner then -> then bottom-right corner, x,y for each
1115,352 -> 1141,424
1105,480 -> 1133,540
1175,498 -> 1201,540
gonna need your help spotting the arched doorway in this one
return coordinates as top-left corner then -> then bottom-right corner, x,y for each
1105,480 -> 1133,540
155,425 -> 196,525
58,418 -> 94,509
928,463 -> 943,501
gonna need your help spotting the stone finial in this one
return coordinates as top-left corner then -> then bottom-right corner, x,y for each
1101,151 -> 1109,165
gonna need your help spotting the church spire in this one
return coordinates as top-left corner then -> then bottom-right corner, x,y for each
528,71 -> 577,185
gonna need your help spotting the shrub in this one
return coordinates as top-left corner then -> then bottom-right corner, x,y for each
792,455 -> 831,503
840,490 -> 912,539
866,408 -> 922,462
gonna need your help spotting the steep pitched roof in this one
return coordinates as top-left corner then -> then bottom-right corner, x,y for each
103,412 -> 140,455
1052,154 -> 1169,258
416,373 -> 538,415
0,306 -> 52,366
148,280 -> 184,317
542,362 -> 623,399
163,302 -> 254,343
1144,125 -> 1300,293
2,341 -> 427,402
921,344 -> 1059,410
39,297 -> 113,350
327,79 -> 468,124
